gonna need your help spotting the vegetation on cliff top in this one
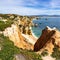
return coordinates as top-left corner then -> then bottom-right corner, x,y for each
0,20 -> 13,31
51,44 -> 60,60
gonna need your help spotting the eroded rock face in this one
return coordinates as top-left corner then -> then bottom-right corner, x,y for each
3,24 -> 33,50
34,26 -> 60,53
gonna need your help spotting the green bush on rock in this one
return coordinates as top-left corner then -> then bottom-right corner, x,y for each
41,49 -> 48,56
0,20 -> 13,31
51,44 -> 60,60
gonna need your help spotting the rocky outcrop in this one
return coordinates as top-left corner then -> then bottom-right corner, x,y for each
34,26 -> 60,53
3,24 -> 33,50
0,14 -> 37,50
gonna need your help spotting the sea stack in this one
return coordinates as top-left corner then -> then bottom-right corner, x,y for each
34,26 -> 60,53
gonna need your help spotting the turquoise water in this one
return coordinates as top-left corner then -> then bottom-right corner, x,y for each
32,17 -> 60,38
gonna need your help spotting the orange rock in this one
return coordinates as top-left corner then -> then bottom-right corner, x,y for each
3,24 -> 33,50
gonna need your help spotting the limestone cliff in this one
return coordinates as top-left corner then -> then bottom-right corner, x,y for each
34,26 -> 60,53
3,24 -> 33,50
0,14 -> 37,50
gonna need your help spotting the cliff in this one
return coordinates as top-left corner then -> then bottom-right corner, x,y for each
3,24 -> 33,50
34,26 -> 60,53
0,14 -> 37,50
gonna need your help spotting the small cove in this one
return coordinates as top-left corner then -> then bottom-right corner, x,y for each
32,17 -> 60,38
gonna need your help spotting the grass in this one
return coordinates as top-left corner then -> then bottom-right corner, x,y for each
51,44 -> 60,60
0,34 -> 20,60
19,49 -> 42,60
0,20 -> 13,31
41,49 -> 48,56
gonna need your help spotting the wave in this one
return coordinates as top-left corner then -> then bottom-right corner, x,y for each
30,27 -> 38,39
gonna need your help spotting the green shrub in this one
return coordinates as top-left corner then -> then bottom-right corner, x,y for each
0,20 -> 13,31
51,44 -> 60,60
41,49 -> 48,56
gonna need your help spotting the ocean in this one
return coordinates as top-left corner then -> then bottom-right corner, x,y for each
32,17 -> 60,38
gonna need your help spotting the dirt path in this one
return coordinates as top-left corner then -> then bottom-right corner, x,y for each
42,55 -> 56,60
15,54 -> 28,60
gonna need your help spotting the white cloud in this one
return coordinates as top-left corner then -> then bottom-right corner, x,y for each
0,0 -> 60,15
0,6 -> 60,15
50,0 -> 60,9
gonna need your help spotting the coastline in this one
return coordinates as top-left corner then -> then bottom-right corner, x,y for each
21,19 -> 38,45
30,27 -> 38,39
21,27 -> 38,45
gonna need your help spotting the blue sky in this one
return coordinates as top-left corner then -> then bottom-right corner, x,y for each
0,0 -> 60,15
